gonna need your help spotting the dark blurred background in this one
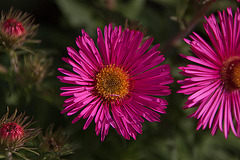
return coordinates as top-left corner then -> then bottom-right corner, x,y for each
0,0 -> 240,159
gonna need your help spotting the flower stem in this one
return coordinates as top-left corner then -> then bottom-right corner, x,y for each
163,1 -> 213,51
9,49 -> 19,73
6,151 -> 13,160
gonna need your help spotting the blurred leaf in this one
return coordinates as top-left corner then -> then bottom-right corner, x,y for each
56,0 -> 99,35
150,0 -> 182,6
117,0 -> 146,19
0,154 -> 5,159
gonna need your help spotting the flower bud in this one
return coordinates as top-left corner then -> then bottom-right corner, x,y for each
39,125 -> 73,158
0,122 -> 24,141
2,18 -> 25,37
16,52 -> 52,88
0,8 -> 38,49
0,107 -> 40,159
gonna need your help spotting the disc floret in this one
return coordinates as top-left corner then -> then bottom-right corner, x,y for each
221,56 -> 240,91
95,64 -> 130,101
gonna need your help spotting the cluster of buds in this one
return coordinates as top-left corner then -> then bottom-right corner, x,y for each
0,7 -> 71,160
0,8 -> 38,49
39,125 -> 74,159
0,107 -> 40,159
0,108 -> 74,160
0,8 -> 50,92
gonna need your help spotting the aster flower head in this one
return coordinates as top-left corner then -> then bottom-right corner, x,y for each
0,107 -> 40,155
178,7 -> 240,138
0,8 -> 38,49
58,23 -> 173,141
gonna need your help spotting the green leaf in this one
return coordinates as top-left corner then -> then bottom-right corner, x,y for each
12,151 -> 29,160
0,154 -> 6,159
118,0 -> 146,19
56,0 -> 98,35
20,147 -> 39,156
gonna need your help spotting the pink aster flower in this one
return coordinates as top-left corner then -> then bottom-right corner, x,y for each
178,7 -> 240,138
58,24 -> 173,141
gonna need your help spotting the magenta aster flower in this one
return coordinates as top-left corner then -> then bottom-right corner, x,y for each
178,7 -> 240,138
58,24 -> 173,141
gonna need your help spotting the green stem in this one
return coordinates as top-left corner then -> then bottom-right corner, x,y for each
6,151 -> 12,160
9,49 -> 19,73
163,1 -> 213,51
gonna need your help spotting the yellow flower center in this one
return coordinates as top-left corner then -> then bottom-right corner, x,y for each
231,63 -> 240,88
221,56 -> 240,91
95,65 -> 129,101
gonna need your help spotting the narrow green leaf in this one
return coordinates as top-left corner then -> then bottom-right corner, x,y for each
20,147 -> 39,156
12,151 -> 29,160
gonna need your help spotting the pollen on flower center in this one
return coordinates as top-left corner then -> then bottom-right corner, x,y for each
221,56 -> 240,90
95,65 -> 129,101
0,122 -> 24,141
2,18 -> 25,36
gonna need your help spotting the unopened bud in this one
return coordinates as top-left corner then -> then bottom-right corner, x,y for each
2,18 -> 25,37
0,122 -> 24,141
0,8 -> 38,49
